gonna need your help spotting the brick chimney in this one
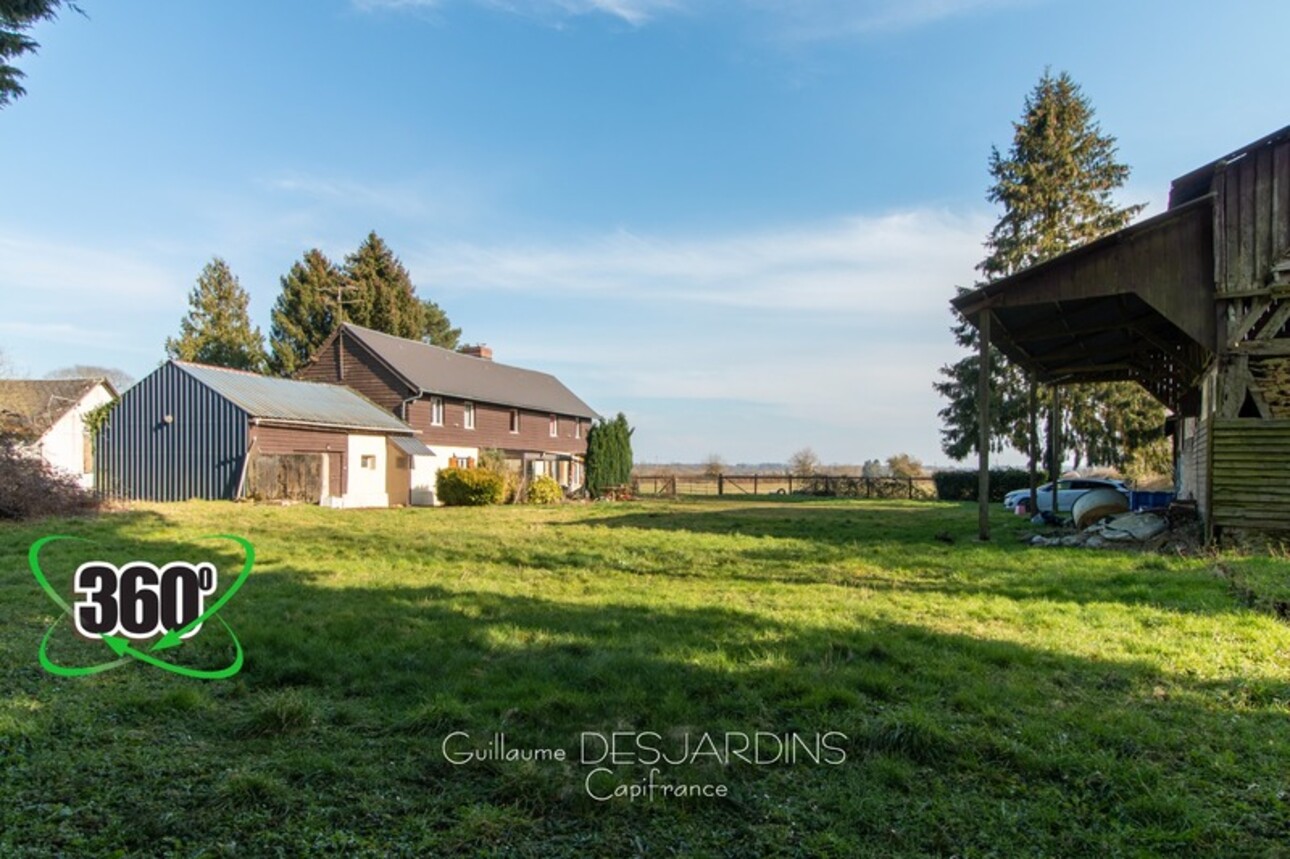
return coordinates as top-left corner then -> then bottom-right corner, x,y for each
460,344 -> 493,361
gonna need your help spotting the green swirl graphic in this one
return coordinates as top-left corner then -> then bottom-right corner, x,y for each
30,534 -> 253,680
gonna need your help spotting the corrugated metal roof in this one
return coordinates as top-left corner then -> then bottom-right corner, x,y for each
174,361 -> 413,433
340,324 -> 599,419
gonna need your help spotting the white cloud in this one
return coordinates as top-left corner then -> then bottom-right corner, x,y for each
409,208 -> 987,463
0,235 -> 178,301
413,208 -> 991,315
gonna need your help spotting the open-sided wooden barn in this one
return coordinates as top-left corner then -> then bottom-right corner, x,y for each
96,361 -> 428,506
954,125 -> 1290,538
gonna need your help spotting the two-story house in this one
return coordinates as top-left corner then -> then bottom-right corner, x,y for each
299,323 -> 598,504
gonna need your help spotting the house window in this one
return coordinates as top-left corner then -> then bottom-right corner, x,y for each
361,455 -> 377,469
549,414 -> 558,437
509,409 -> 519,433
430,397 -> 444,426
574,420 -> 581,440
463,402 -> 475,430
450,455 -> 476,469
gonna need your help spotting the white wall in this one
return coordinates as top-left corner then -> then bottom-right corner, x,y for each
341,433 -> 390,508
411,445 -> 480,506
38,384 -> 115,489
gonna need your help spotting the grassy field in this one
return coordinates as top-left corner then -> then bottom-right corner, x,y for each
2,498 -> 1288,856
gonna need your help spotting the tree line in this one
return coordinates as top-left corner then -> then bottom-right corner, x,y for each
164,231 -> 463,376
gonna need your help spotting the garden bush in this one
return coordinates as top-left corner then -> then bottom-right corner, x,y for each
525,474 -> 564,505
435,467 -> 505,506
0,432 -> 99,520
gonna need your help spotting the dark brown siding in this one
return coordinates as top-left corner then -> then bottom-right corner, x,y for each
249,424 -> 349,497
406,398 -> 588,456
298,330 -> 415,413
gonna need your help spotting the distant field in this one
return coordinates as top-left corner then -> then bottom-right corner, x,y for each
2,499 -> 1288,856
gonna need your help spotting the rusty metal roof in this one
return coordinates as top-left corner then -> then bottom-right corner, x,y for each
174,361 -> 414,433
340,324 -> 599,419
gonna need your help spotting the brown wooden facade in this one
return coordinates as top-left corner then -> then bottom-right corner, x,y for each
299,328 -> 591,460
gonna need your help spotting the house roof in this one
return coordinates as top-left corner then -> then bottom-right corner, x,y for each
173,361 -> 414,434
0,378 -> 113,439
339,323 -> 599,420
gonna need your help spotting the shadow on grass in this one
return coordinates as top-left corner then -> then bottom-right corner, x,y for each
2,507 -> 1288,856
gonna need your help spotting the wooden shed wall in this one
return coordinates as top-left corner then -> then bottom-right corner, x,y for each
1215,138 -> 1290,296
248,424 -> 349,498
1210,418 -> 1290,531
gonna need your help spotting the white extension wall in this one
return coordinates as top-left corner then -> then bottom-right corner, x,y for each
410,445 -> 480,506
342,433 -> 390,508
38,384 -> 115,489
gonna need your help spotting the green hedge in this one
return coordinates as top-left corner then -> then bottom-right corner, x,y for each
436,467 -> 506,506
933,468 -> 1037,502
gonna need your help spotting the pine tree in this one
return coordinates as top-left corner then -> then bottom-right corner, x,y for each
268,249 -> 343,376
165,258 -> 268,372
342,232 -> 425,339
422,298 -> 462,350
935,70 -> 1161,471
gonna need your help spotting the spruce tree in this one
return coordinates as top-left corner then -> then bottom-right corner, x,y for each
935,70 -> 1162,471
342,232 -> 425,339
165,257 -> 268,372
268,249 -> 343,376
422,298 -> 462,350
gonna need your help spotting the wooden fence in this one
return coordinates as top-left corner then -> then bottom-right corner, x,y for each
632,474 -> 938,500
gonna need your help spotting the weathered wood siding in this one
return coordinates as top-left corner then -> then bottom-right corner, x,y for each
405,398 -> 587,456
249,424 -> 348,498
245,454 -> 324,502
1214,137 -> 1290,296
1211,418 -> 1290,531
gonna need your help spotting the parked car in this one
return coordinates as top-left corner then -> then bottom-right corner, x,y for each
1003,478 -> 1129,514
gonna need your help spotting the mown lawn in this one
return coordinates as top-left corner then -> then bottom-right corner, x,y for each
2,498 -> 1288,856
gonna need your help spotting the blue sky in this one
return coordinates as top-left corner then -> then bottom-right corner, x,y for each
2,0 -> 1287,465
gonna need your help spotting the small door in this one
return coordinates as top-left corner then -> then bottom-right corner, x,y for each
385,441 -> 411,507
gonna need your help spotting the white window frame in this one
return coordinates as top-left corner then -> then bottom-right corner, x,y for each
509,409 -> 520,434
430,396 -> 444,427
574,420 -> 581,440
463,401 -> 475,430
549,414 -> 558,437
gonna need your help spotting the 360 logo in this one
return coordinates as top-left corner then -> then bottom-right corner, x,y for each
30,534 -> 253,680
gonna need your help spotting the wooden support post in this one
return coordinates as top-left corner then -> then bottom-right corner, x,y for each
1028,376 -> 1039,515
718,474 -> 724,496
977,310 -> 991,541
1049,386 -> 1061,517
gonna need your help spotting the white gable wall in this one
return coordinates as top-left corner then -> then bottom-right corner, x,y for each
37,384 -> 115,489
